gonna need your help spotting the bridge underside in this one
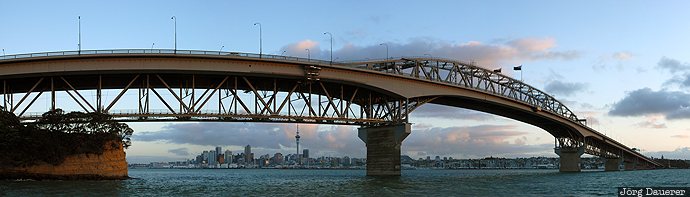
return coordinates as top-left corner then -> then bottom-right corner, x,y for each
2,73 -> 435,126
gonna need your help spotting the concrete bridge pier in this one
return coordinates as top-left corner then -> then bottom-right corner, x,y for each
358,123 -> 411,176
604,158 -> 622,171
624,158 -> 638,171
555,146 -> 584,172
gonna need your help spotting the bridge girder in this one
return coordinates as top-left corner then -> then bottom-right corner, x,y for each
2,73 -> 438,126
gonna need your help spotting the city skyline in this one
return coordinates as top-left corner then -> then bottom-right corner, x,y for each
2,1 -> 689,163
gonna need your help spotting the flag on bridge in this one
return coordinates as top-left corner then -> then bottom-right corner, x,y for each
493,68 -> 502,73
513,65 -> 522,71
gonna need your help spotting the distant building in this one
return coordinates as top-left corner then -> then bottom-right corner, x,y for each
244,145 -> 253,165
217,154 -> 225,164
303,149 -> 309,159
224,150 -> 233,164
202,151 -> 209,164
209,150 -> 217,166
215,146 -> 222,163
273,153 -> 284,165
342,156 -> 351,166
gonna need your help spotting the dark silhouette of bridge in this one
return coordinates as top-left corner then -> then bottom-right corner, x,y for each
0,49 -> 661,175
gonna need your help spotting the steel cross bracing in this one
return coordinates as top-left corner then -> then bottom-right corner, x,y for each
344,58 -> 580,124
2,74 -> 432,126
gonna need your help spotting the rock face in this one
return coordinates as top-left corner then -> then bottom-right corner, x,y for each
0,140 -> 128,180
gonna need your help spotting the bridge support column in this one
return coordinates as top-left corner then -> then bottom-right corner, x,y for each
555,147 -> 584,172
358,123 -> 411,176
624,158 -> 638,171
604,158 -> 622,171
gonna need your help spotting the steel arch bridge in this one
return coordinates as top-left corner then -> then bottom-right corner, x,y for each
0,49 -> 662,172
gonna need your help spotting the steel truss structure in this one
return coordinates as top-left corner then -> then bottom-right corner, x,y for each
345,57 -> 580,124
2,74 -> 433,126
345,58 -> 655,164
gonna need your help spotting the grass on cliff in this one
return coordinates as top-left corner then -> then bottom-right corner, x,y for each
0,108 -> 133,167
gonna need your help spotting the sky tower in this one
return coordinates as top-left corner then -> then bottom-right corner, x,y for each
295,124 -> 301,165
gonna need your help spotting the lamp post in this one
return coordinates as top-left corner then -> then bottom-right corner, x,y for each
171,16 -> 176,52
151,43 -> 155,50
379,43 -> 389,60
78,16 -> 81,54
323,32 -> 333,63
220,45 -> 225,52
281,50 -> 286,56
305,48 -> 310,60
254,22 -> 262,58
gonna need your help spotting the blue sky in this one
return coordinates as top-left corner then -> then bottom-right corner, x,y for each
2,0 -> 689,162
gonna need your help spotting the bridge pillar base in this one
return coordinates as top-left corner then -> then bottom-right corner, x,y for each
624,158 -> 638,171
555,147 -> 584,172
604,158 -> 622,171
358,123 -> 411,176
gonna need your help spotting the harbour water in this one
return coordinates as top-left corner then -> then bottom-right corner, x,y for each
1,169 -> 688,196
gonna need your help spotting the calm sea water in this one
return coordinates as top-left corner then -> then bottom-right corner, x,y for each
1,169 -> 689,196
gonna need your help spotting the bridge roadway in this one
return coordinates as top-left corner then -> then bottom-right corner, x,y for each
0,49 -> 662,175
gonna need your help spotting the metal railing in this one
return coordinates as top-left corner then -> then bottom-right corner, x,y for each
0,49 -> 337,65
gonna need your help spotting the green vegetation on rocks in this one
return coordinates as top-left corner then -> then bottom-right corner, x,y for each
0,108 -> 133,167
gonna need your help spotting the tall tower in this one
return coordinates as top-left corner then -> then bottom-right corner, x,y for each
244,145 -> 252,165
295,124 -> 301,165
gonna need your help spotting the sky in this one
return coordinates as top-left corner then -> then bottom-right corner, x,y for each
1,0 -> 689,162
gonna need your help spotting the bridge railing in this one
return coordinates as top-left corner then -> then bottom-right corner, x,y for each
0,49 -> 336,65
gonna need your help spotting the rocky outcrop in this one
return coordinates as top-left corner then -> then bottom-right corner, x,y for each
0,141 -> 128,180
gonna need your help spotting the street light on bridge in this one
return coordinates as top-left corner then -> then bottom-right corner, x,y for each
379,43 -> 389,60
171,16 -> 177,52
254,22 -> 262,58
323,32 -> 333,64
305,48 -> 310,60
281,50 -> 286,56
78,16 -> 81,54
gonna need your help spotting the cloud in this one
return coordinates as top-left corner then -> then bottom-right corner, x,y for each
280,37 -> 579,68
612,52 -> 633,61
658,57 -> 690,89
168,148 -> 190,156
126,155 -> 185,164
544,80 -> 587,97
646,147 -> 690,160
658,56 -> 690,73
671,135 -> 688,139
635,120 -> 667,129
134,123 -> 366,157
591,52 -> 636,71
403,125 -> 553,158
608,88 -> 690,119
411,104 -> 494,120
133,122 -> 555,159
